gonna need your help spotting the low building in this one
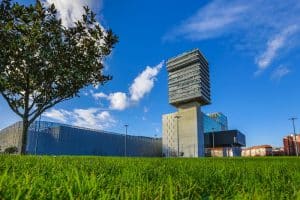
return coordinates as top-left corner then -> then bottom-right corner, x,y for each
204,130 -> 246,157
0,121 -> 162,156
283,134 -> 300,156
204,130 -> 246,148
272,147 -> 285,156
203,112 -> 228,133
242,145 -> 273,157
205,147 -> 242,157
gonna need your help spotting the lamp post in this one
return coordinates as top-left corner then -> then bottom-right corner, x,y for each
232,136 -> 237,157
175,115 -> 181,157
124,124 -> 128,157
289,117 -> 298,156
212,128 -> 215,148
212,128 -> 215,157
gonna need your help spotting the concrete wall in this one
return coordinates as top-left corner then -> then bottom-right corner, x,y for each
0,122 -> 23,153
162,104 -> 204,157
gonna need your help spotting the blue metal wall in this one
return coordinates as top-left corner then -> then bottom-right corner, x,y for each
26,121 -> 162,156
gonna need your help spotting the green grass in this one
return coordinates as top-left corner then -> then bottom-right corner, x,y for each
1,156 -> 300,199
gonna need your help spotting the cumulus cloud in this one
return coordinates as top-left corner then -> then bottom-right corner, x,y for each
43,109 -> 70,123
91,61 -> 164,110
129,62 -> 163,102
107,92 -> 129,110
45,0 -> 102,27
271,66 -> 291,81
164,0 -> 300,74
44,108 -> 115,130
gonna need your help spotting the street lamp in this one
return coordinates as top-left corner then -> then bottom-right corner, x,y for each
212,128 -> 215,157
175,115 -> 181,157
289,117 -> 298,156
124,124 -> 128,157
212,128 -> 215,148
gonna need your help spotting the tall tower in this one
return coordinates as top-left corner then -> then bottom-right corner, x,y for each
162,49 -> 211,157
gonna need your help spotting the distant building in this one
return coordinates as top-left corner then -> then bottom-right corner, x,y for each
272,147 -> 285,156
204,130 -> 246,157
205,112 -> 228,131
242,145 -> 273,157
163,49 -> 211,157
0,121 -> 162,156
205,147 -> 242,157
163,111 -> 246,157
283,134 -> 300,156
204,130 -> 246,148
167,49 -> 211,107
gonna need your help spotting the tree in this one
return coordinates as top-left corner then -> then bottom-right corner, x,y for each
0,0 -> 118,154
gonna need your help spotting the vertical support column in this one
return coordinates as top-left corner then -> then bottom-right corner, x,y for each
197,106 -> 205,157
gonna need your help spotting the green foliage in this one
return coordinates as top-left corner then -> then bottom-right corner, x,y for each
0,156 -> 300,199
3,146 -> 18,154
0,0 -> 118,154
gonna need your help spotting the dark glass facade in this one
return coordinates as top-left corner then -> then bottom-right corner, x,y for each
204,130 -> 246,148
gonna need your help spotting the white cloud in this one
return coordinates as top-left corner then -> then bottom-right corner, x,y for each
92,92 -> 108,99
256,25 -> 298,72
129,62 -> 164,102
44,108 -> 115,130
107,92 -> 129,110
43,109 -> 69,123
164,0 -> 249,41
164,0 -> 300,74
91,91 -> 129,111
91,61 -> 164,110
271,66 -> 291,81
45,0 -> 102,27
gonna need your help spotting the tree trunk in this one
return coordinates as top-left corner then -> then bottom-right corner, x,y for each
21,118 -> 29,155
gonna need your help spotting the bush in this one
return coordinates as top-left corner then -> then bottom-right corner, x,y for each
4,146 -> 18,154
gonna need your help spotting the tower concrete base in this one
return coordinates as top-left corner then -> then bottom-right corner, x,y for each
162,104 -> 204,157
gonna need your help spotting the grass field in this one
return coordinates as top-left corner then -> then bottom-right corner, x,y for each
1,156 -> 300,199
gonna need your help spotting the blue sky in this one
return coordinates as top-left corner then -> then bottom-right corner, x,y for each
1,0 -> 300,147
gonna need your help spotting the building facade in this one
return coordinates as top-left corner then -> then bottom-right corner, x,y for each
241,145 -> 273,157
203,112 -> 228,133
204,130 -> 245,157
0,122 -> 23,152
163,49 -> 211,157
167,49 -> 210,107
162,105 -> 204,157
205,147 -> 242,157
283,134 -> 300,156
204,130 -> 246,148
0,121 -> 162,156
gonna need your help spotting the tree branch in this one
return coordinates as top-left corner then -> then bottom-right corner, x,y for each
0,92 -> 23,117
28,96 -> 72,124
